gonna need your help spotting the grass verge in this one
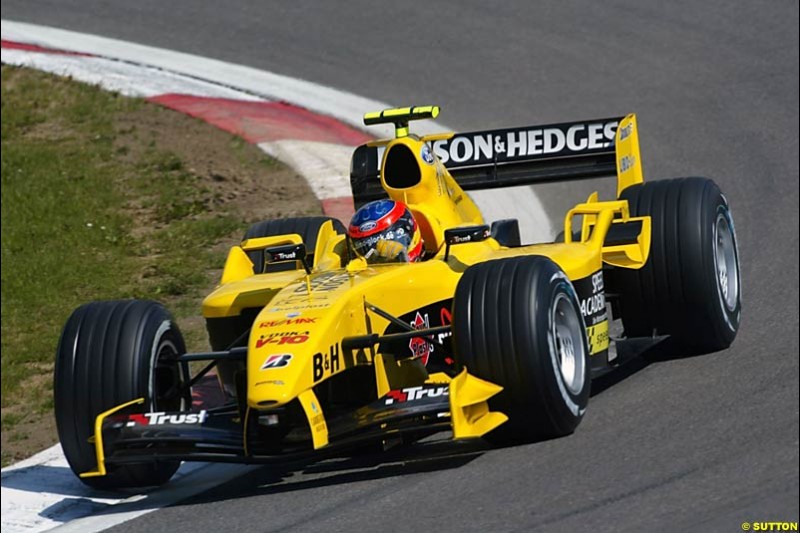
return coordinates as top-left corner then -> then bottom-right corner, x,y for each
0,65 -> 321,466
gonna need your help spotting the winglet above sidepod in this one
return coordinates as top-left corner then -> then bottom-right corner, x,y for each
449,369 -> 508,439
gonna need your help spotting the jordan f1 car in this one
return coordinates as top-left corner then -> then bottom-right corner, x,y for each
54,106 -> 742,489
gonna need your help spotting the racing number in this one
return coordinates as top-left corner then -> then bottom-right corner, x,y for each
312,344 -> 340,382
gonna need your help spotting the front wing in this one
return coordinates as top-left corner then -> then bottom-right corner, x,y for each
80,370 -> 506,477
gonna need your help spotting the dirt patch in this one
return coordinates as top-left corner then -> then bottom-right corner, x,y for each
107,102 -> 324,352
1,370 -> 57,466
112,103 -> 321,228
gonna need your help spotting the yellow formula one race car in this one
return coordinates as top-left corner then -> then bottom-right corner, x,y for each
54,106 -> 742,489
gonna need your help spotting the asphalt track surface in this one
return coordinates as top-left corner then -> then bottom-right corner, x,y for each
4,2 -> 799,532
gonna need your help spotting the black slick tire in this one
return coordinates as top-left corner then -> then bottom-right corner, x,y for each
613,178 -> 741,353
54,300 -> 187,489
453,256 -> 590,443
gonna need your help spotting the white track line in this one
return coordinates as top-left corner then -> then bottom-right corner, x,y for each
258,140 -> 356,200
1,19 -> 390,135
1,447 -> 250,533
1,445 -> 122,532
47,464 -> 254,533
1,17 -> 554,533
0,48 -> 264,100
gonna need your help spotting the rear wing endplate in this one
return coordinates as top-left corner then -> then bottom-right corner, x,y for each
350,113 -> 643,207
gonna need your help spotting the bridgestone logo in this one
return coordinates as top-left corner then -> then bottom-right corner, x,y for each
261,354 -> 293,369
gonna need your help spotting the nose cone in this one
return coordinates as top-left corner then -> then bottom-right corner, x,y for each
248,329 -> 344,408
245,272 -> 358,408
248,320 -> 316,407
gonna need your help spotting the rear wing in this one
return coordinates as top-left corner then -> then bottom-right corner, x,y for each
350,113 -> 643,207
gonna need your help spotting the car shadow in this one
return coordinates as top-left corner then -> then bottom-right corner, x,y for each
167,337 -> 710,509
591,335 -> 718,397
17,336 -> 710,522
186,437 -> 489,505
26,438 -> 487,521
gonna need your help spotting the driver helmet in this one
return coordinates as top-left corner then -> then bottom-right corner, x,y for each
348,199 -> 423,263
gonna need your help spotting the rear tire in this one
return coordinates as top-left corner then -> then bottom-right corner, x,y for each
612,178 -> 741,352
453,256 -> 590,443
243,216 -> 346,274
54,300 -> 187,489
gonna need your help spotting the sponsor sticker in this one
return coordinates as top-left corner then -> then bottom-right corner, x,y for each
430,120 -> 619,166
312,344 -> 341,382
269,303 -> 332,311
572,270 -> 610,354
271,250 -> 297,260
125,410 -> 208,427
292,272 -> 350,293
259,318 -> 318,328
383,301 -> 454,367
255,379 -> 285,386
586,320 -> 610,355
409,312 -> 433,365
359,221 -> 377,233
256,331 -> 310,348
261,353 -> 293,370
575,271 -> 608,325
619,155 -> 636,173
581,292 -> 606,317
421,143 -> 434,164
384,385 -> 449,405
619,122 -> 633,141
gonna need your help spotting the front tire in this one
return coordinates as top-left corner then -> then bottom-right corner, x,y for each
453,256 -> 590,443
54,300 -> 187,489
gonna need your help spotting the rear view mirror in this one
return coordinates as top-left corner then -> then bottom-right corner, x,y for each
264,243 -> 311,274
443,225 -> 490,261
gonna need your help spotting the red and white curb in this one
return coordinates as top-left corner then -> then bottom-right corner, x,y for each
1,30 -> 371,224
1,18 -> 553,533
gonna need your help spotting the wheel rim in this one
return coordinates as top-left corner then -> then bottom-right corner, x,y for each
153,338 -> 185,412
551,293 -> 586,395
713,211 -> 739,312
